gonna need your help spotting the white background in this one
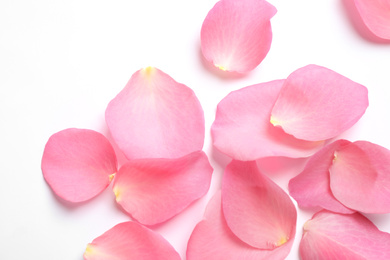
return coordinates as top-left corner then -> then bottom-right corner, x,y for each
1,0 -> 390,259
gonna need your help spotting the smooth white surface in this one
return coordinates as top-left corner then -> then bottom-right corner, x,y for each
1,0 -> 390,259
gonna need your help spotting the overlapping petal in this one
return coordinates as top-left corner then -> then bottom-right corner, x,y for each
83,221 -> 181,260
105,67 -> 205,160
186,191 -> 293,260
270,64 -> 368,141
300,210 -> 390,259
222,160 -> 296,250
330,141 -> 390,213
289,140 -> 355,214
112,151 -> 213,225
201,0 -> 277,73
41,128 -> 117,203
353,0 -> 390,40
211,80 -> 324,161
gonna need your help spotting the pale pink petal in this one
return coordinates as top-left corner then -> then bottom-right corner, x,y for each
330,141 -> 390,213
289,140 -> 355,214
41,128 -> 117,203
187,191 -> 294,260
211,80 -> 324,161
201,0 -> 277,73
353,0 -> 390,40
83,221 -> 181,260
112,151 -> 213,225
105,67 -> 205,160
222,160 -> 297,250
270,64 -> 368,141
300,210 -> 390,260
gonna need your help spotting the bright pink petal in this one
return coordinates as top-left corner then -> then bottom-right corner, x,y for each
112,151 -> 213,225
300,210 -> 390,260
211,80 -> 324,161
330,141 -> 390,213
270,64 -> 368,141
187,191 -> 294,260
201,0 -> 277,73
353,0 -> 390,40
222,160 -> 297,250
105,67 -> 205,160
289,140 -> 355,214
83,221 -> 181,260
41,128 -> 117,203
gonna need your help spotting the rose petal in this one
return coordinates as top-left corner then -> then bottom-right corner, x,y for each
83,221 -> 181,260
330,141 -> 390,213
41,128 -> 117,203
289,140 -> 355,214
105,67 -> 205,160
353,0 -> 390,40
186,191 -> 294,260
270,64 -> 368,141
211,80 -> 324,161
222,160 -> 297,250
112,151 -> 213,225
300,210 -> 390,260
201,0 -> 277,73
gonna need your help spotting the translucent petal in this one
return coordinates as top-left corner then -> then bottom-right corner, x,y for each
83,221 -> 181,260
105,67 -> 205,160
222,160 -> 297,250
112,151 -> 213,225
212,80 -> 324,161
201,0 -> 277,73
41,128 -> 117,203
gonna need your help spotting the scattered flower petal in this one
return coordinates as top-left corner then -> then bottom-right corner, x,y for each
201,0 -> 277,73
211,80 -> 324,161
41,128 -> 117,203
222,160 -> 297,250
300,210 -> 390,260
289,140 -> 355,214
271,64 -> 368,141
187,191 -> 294,260
330,141 -> 390,213
83,221 -> 181,260
105,67 -> 205,160
112,151 -> 213,225
353,0 -> 390,40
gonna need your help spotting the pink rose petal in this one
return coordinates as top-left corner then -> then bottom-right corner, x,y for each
270,64 -> 368,141
201,0 -> 277,73
187,191 -> 294,260
289,140 -> 355,214
41,128 -> 117,203
330,141 -> 390,213
83,221 -> 181,260
353,0 -> 390,40
211,80 -> 324,161
112,151 -> 213,225
222,160 -> 297,250
300,210 -> 390,260
105,67 -> 205,160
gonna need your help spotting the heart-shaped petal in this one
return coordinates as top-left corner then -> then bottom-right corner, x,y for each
271,65 -> 368,141
201,0 -> 277,73
83,221 -> 181,260
222,160 -> 297,250
41,128 -> 117,203
106,67 -> 205,160
300,210 -> 390,259
112,151 -> 213,225
211,80 -> 324,161
187,191 -> 294,260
